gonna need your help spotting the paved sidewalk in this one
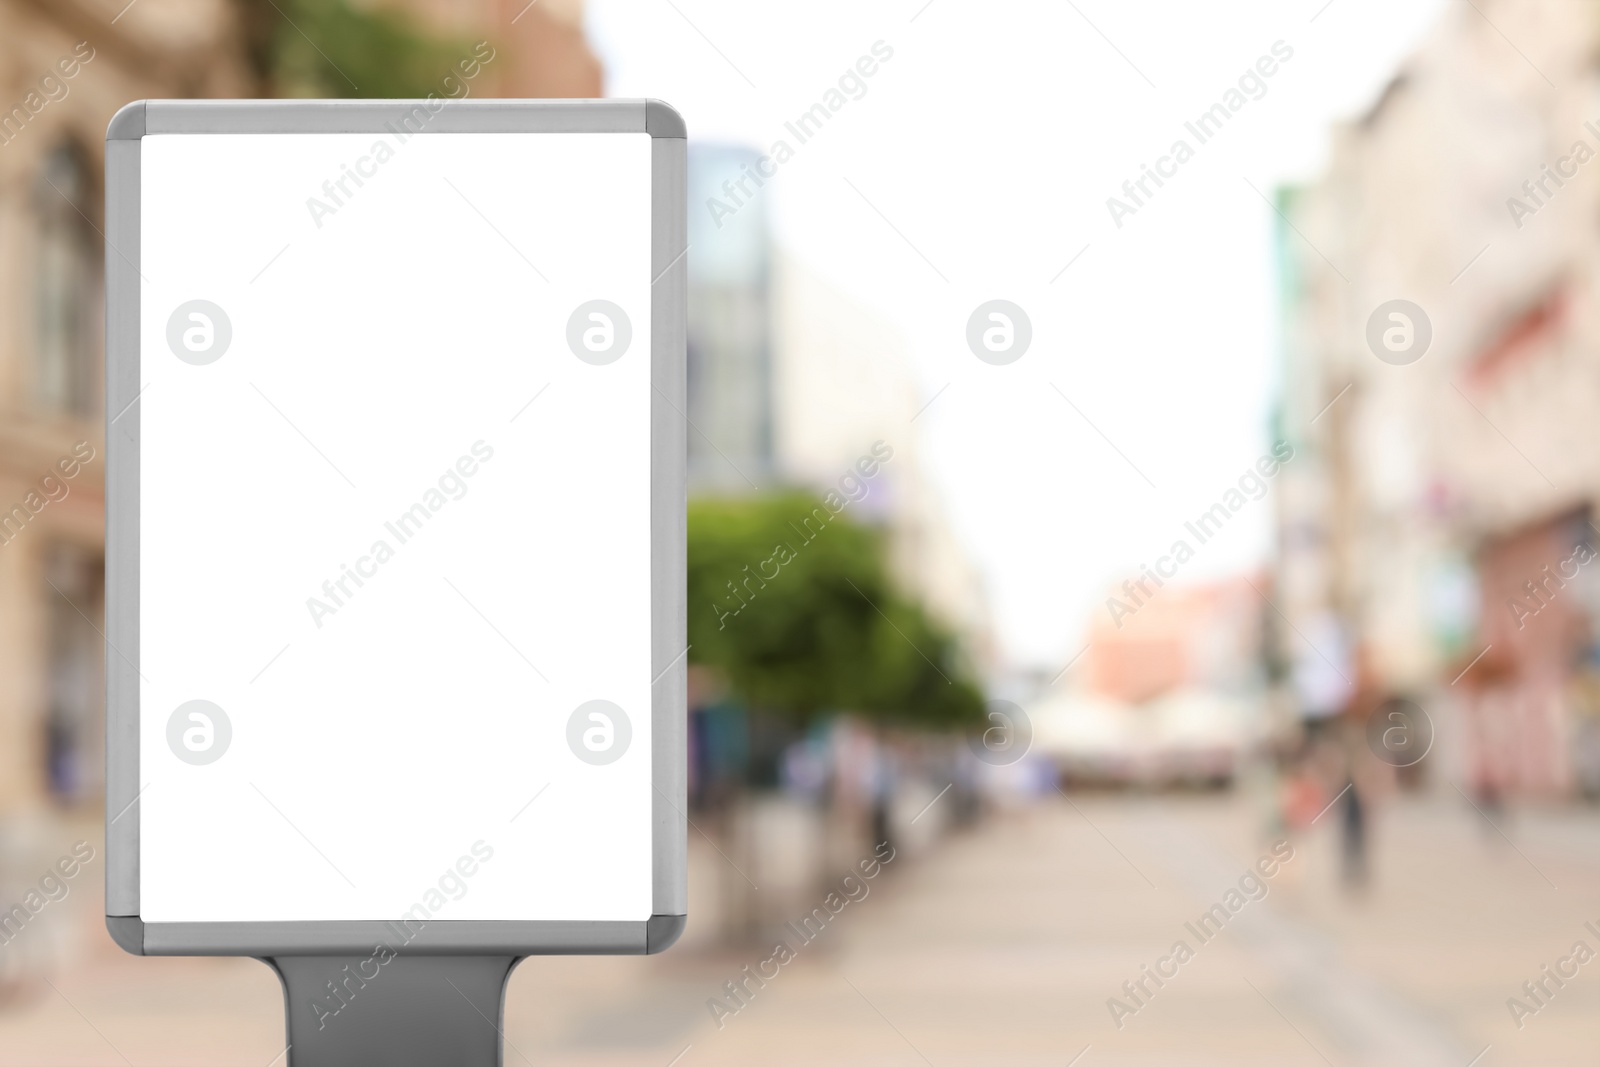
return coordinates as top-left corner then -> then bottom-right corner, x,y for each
2,792 -> 1596,1065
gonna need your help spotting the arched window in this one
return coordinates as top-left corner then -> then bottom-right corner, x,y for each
33,143 -> 101,417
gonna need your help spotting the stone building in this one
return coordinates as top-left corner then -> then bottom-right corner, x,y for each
1275,0 -> 1600,795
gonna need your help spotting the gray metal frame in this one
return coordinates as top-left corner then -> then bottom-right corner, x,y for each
104,99 -> 687,957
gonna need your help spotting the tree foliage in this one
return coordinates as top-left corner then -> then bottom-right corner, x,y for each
688,493 -> 984,730
239,0 -> 472,99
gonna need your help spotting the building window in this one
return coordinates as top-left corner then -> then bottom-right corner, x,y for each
44,543 -> 104,804
34,143 -> 101,417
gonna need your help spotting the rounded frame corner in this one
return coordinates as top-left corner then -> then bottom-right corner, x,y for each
106,100 -> 148,142
645,100 -> 686,139
644,913 -> 686,954
106,914 -> 146,955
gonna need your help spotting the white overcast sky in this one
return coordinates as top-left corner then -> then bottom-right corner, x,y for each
586,0 -> 1450,672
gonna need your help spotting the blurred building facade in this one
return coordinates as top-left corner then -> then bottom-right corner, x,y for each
684,142 -> 991,655
771,254 -> 992,660
0,1 -> 250,819
686,144 -> 776,490
1025,577 -> 1261,789
1084,576 -> 1263,706
1275,0 -> 1600,796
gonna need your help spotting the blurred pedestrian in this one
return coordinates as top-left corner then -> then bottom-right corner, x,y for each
1453,643 -> 1519,829
1281,612 -> 1356,862
1335,644 -> 1395,891
1292,610 -> 1353,748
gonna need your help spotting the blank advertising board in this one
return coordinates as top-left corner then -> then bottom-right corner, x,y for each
104,100 -> 687,960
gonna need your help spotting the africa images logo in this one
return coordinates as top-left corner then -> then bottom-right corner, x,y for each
166,300 -> 232,365
166,700 -> 232,765
1365,299 -> 1431,365
967,300 -> 1032,365
566,700 -> 632,765
566,300 -> 632,365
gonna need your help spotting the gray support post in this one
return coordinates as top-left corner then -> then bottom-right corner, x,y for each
266,955 -> 520,1067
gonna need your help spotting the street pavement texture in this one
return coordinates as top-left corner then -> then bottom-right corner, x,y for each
1,791 -> 1596,1066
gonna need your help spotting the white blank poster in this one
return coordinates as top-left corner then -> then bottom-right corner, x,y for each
137,131 -> 655,922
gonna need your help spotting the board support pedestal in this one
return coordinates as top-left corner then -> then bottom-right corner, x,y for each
268,954 -> 519,1067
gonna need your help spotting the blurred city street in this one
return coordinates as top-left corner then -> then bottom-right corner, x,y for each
5,0 -> 1600,1062
3,788 -> 1595,1066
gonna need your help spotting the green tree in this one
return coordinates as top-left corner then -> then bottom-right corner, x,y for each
688,493 -> 983,730
239,0 -> 473,98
